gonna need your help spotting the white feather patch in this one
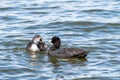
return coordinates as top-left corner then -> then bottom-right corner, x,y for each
30,44 -> 39,51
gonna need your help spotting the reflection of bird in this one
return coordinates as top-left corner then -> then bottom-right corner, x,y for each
48,36 -> 88,59
26,35 -> 47,52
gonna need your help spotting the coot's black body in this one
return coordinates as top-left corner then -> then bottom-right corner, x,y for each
48,36 -> 88,59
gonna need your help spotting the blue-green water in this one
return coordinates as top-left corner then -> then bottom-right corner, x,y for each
0,0 -> 120,80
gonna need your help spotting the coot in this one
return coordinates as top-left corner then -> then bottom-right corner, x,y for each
48,36 -> 88,59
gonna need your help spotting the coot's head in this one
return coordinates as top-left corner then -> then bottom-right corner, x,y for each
51,36 -> 61,49
32,35 -> 42,44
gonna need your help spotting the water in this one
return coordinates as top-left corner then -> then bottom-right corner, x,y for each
0,0 -> 120,80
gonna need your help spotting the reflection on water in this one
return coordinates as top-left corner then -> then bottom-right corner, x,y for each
0,0 -> 120,80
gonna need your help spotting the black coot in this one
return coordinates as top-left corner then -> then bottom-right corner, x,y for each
48,36 -> 88,59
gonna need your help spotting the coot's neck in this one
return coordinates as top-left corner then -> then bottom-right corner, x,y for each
51,41 -> 61,50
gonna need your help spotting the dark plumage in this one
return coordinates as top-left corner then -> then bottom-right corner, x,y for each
38,41 -> 47,51
26,35 -> 47,52
48,36 -> 88,59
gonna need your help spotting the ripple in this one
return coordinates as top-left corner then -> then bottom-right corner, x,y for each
83,9 -> 106,12
106,22 -> 120,26
23,6 -> 60,10
47,21 -> 101,27
0,7 -> 14,11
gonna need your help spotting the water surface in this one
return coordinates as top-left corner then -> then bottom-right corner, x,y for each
0,0 -> 120,80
